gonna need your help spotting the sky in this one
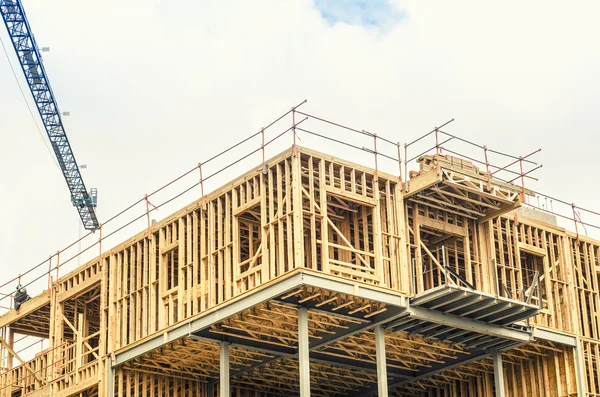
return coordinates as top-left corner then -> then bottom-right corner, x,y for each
1,0 -> 600,314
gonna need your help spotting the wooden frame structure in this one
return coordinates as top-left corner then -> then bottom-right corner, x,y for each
0,144 -> 598,397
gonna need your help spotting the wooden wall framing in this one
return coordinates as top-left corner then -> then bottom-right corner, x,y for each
1,146 -> 599,397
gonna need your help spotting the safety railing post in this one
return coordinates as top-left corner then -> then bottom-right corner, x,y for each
199,162 -> 206,209
55,251 -> 60,285
292,108 -> 297,153
144,194 -> 151,240
261,127 -> 265,164
396,142 -> 403,184
519,157 -> 526,202
403,144 -> 409,192
483,145 -> 491,190
373,134 -> 379,179
99,225 -> 103,258
572,203 -> 580,242
435,127 -> 441,175
47,256 -> 53,295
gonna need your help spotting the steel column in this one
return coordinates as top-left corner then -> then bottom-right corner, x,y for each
298,307 -> 310,397
493,352 -> 505,397
375,325 -> 388,397
574,337 -> 587,397
107,361 -> 114,397
220,342 -> 230,397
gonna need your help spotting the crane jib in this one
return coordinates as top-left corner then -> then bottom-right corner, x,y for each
0,0 -> 99,230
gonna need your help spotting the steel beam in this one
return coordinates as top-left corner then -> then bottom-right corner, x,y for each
311,355 -> 413,380
355,348 -> 493,397
532,326 -> 577,346
114,271 -> 407,367
411,287 -> 454,306
407,306 -> 533,343
375,326 -> 388,397
220,342 -> 230,397
115,272 -> 303,365
298,307 -> 310,397
493,352 -> 505,397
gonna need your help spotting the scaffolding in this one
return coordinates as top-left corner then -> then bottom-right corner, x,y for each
0,104 -> 599,397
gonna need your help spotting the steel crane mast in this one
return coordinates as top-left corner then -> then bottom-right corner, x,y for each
0,0 -> 99,230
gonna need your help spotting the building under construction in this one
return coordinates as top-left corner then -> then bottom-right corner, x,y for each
0,107 -> 599,397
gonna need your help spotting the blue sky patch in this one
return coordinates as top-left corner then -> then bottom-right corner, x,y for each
314,0 -> 404,29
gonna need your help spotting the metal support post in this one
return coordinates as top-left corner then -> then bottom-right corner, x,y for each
107,361 -> 115,397
220,342 -> 230,397
375,325 -> 388,397
298,307 -> 311,397
493,352 -> 505,397
574,338 -> 587,397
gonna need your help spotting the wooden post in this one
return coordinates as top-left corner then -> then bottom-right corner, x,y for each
291,149 -> 305,269
414,203 -> 424,293
76,313 -> 83,383
373,176 -> 385,285
319,159 -> 330,274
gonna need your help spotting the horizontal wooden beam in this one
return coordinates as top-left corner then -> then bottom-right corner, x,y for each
417,217 -> 466,238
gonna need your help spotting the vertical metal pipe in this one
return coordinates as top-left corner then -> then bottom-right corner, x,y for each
47,255 -> 53,293
199,162 -> 206,209
441,246 -> 448,286
292,109 -> 297,149
145,194 -> 151,239
298,307 -> 310,397
493,352 -> 505,397
261,127 -> 265,164
404,144 -> 408,192
375,326 -> 388,397
519,157 -> 526,202
373,134 -> 378,178
396,142 -> 403,183
435,128 -> 441,175
572,203 -> 580,241
484,145 -> 491,190
220,342 -> 230,397
55,251 -> 60,285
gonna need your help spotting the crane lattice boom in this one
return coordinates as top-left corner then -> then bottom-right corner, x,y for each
0,0 -> 99,230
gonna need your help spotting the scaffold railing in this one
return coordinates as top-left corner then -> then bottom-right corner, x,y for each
1,101 -> 598,314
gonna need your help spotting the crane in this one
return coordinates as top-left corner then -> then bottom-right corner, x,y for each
0,0 -> 99,230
